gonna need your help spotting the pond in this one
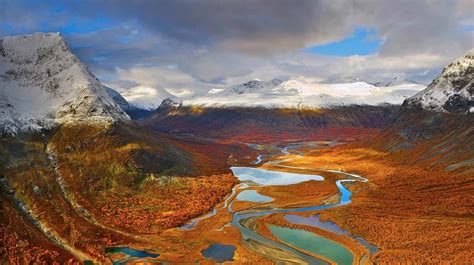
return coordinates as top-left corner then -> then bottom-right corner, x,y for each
201,243 -> 236,263
268,225 -> 354,265
230,166 -> 323,186
106,247 -> 160,258
285,214 -> 379,254
106,247 -> 159,264
236,189 -> 273,203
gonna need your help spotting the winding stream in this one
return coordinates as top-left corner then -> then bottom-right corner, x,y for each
107,143 -> 375,264
229,170 -> 364,264
224,143 -> 373,264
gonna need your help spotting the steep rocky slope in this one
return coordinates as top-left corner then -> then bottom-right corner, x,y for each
370,49 -> 474,168
0,33 -> 129,134
402,49 -> 473,113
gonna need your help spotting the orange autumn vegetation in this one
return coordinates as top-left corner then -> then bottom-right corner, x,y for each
0,134 -> 133,263
271,143 -> 473,264
0,123 -> 243,263
257,177 -> 339,209
96,173 -> 237,233
0,199 -> 79,264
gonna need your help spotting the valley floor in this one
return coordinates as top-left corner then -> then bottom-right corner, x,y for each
1,132 -> 472,264
261,144 -> 473,264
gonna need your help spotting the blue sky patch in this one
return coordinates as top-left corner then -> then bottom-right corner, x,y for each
461,25 -> 474,32
307,27 -> 383,56
59,17 -> 114,34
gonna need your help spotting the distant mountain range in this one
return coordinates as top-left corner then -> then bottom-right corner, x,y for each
185,77 -> 426,107
313,74 -> 421,87
0,32 -> 471,135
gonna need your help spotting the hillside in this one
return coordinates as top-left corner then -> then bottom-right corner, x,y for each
0,33 -> 255,263
386,48 -> 474,166
140,103 -> 398,144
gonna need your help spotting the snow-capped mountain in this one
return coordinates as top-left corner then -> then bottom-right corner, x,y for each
324,74 -> 420,87
187,78 -> 425,107
214,79 -> 283,96
0,32 -> 129,133
403,49 -> 473,113
157,98 -> 183,111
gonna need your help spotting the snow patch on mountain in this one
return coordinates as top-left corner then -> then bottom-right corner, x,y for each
220,79 -> 283,95
0,32 -> 129,134
186,78 -> 425,108
403,49 -> 474,113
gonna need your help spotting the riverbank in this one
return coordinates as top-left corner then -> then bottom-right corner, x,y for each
100,146 -> 371,264
263,144 -> 473,263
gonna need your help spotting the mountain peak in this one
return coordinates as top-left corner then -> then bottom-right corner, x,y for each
402,49 -> 474,113
0,32 -> 129,134
224,79 -> 283,95
160,97 -> 182,108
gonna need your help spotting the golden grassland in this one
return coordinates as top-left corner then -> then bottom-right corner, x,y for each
262,142 -> 474,264
258,177 -> 338,209
94,173 -> 237,233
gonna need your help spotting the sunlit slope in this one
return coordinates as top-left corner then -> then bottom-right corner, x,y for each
0,120 -> 246,263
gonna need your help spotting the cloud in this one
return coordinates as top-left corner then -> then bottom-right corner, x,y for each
62,0 -> 472,57
0,0 -> 472,106
105,66 -> 212,108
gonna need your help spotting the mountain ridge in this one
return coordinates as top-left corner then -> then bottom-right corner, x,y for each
186,78 -> 425,107
0,32 -> 129,134
402,49 -> 474,113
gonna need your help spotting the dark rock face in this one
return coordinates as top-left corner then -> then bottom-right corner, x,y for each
160,98 -> 182,107
399,125 -> 434,140
443,94 -> 473,113
394,110 -> 448,141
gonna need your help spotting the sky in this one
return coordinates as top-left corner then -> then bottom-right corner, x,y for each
0,0 -> 473,107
